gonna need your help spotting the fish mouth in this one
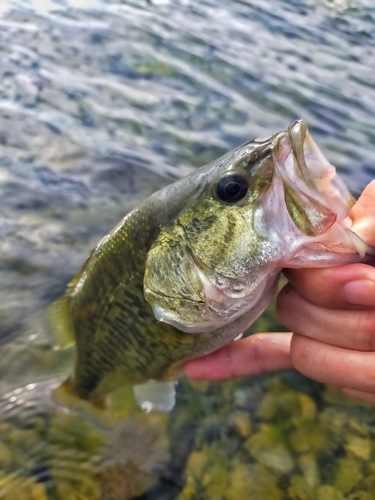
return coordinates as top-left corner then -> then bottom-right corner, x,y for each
265,119 -> 345,238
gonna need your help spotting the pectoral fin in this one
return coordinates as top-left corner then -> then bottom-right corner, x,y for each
133,380 -> 176,413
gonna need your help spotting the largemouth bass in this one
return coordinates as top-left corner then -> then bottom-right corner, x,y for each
48,120 -> 372,417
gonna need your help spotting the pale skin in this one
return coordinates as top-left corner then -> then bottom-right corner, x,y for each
184,180 -> 375,405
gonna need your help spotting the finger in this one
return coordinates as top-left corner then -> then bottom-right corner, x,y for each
184,333 -> 293,380
290,334 -> 375,393
341,388 -> 375,405
277,285 -> 375,351
283,264 -> 375,310
348,179 -> 375,245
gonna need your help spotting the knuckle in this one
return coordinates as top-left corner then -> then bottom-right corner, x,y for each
276,285 -> 293,319
290,336 -> 314,377
249,339 -> 267,375
238,336 -> 267,377
354,312 -> 375,351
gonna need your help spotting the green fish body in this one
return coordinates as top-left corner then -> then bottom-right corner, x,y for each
48,120 -> 372,416
49,201 -> 240,412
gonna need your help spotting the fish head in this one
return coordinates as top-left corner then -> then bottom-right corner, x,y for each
144,120 -> 363,334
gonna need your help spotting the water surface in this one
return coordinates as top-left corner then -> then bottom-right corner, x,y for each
0,0 -> 375,498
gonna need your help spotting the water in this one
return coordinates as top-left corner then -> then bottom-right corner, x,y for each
0,0 -> 375,498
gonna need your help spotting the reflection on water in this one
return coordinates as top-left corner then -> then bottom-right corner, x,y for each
0,0 -> 375,498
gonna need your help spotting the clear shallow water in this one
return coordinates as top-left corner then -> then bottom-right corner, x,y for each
0,0 -> 375,498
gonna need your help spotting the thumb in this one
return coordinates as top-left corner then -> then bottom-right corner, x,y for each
347,179 -> 375,246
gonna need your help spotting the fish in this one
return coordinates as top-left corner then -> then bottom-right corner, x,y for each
47,119 -> 373,418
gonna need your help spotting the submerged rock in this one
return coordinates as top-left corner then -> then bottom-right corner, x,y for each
99,414 -> 170,500
290,420 -> 332,454
99,463 -> 158,500
315,485 -> 344,500
346,493 -> 375,500
245,424 -> 295,474
287,474 -> 314,500
344,434 -> 372,460
228,463 -> 282,500
297,453 -> 320,490
228,411 -> 252,438
334,457 -> 363,495
0,472 -> 48,500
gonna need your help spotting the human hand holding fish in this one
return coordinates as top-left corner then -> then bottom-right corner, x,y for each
184,180 -> 375,405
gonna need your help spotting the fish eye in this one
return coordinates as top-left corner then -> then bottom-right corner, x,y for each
216,174 -> 249,203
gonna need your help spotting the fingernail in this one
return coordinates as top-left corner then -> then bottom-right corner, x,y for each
257,333 -> 292,347
342,280 -> 375,306
342,216 -> 353,229
351,217 -> 375,245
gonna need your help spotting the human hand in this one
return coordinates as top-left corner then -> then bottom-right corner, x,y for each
277,180 -> 375,404
184,180 -> 375,406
